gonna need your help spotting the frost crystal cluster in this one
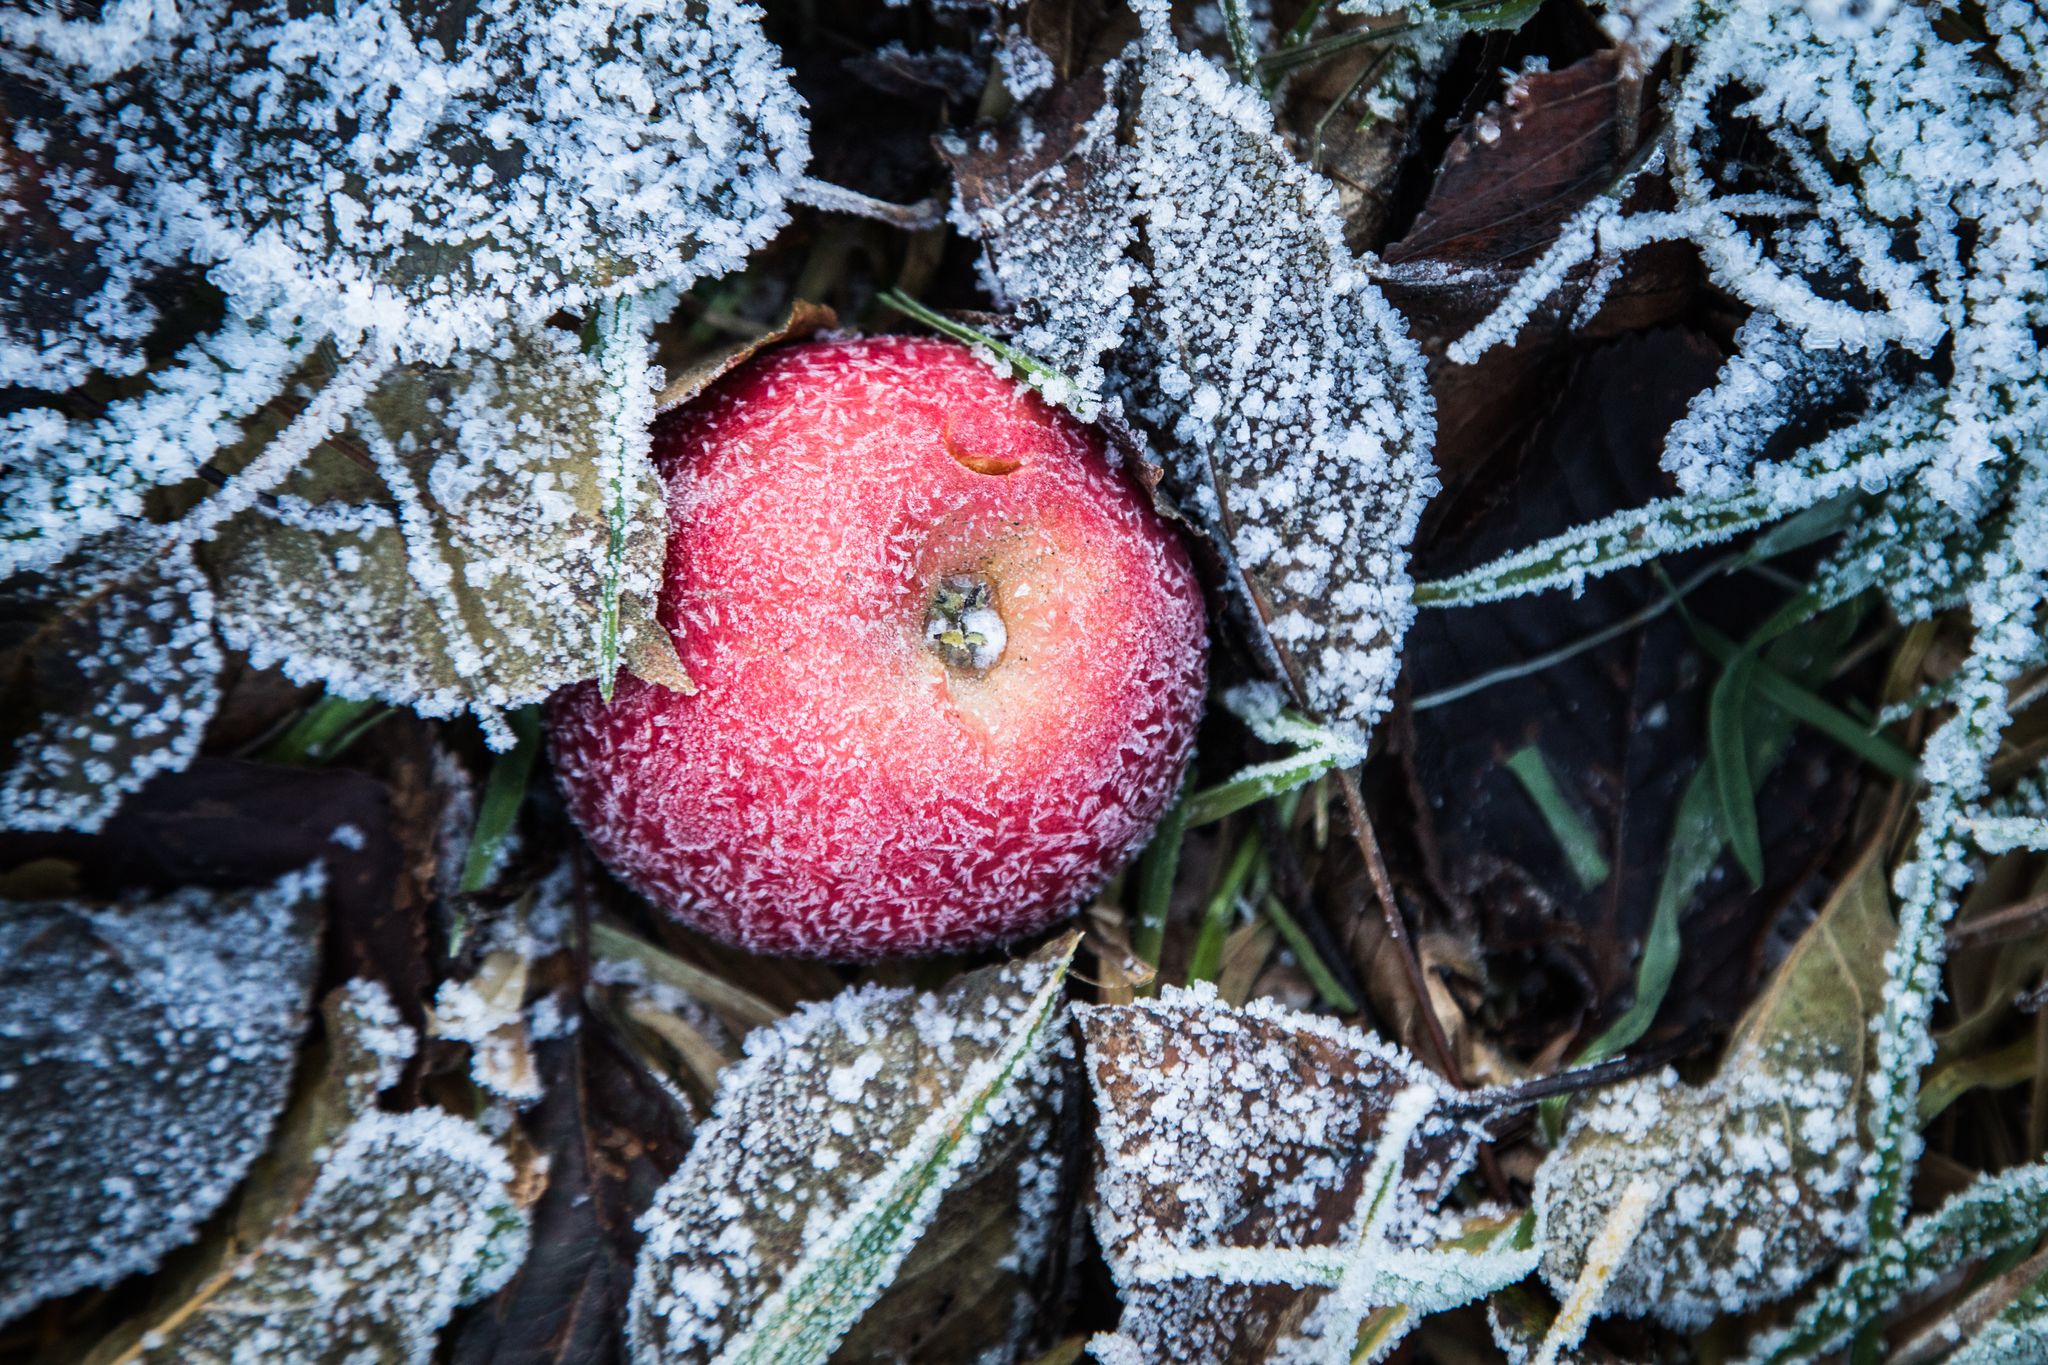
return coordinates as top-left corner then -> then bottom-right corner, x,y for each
946,0 -> 1438,744
0,868 -> 323,1325
98,977 -> 535,1364
0,0 -> 805,823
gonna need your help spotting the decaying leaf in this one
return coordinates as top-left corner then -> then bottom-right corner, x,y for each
1077,985 -> 1494,1363
81,978 -> 536,1365
626,935 -> 1079,1365
652,300 -> 838,415
1533,850 -> 1896,1329
431,947 -> 543,1106
0,865 -> 323,1325
450,1024 -> 695,1365
207,325 -> 678,747
944,0 -> 1438,745
1,538 -> 225,832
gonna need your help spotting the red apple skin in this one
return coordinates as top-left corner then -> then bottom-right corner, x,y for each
549,335 -> 1207,960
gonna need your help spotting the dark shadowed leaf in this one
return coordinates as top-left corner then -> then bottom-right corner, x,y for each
0,866 -> 323,1326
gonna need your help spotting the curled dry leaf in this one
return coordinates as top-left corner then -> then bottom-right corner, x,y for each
1533,849 -> 1896,1329
80,979 -> 538,1365
1077,984 -> 1494,1363
652,300 -> 838,416
0,865 -> 323,1325
627,934 -> 1079,1365
206,325 -> 680,746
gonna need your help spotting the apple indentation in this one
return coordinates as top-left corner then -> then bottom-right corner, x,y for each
924,573 -> 1006,673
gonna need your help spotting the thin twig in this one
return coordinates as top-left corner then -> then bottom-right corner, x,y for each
790,176 -> 945,231
1335,766 -> 1466,1086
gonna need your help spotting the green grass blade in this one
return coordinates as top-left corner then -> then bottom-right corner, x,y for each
1502,747 -> 1611,892
1260,894 -> 1359,1011
458,705 -> 543,894
1134,780 -> 1191,971
1710,651 -> 1765,887
878,289 -> 1075,395
262,695 -> 390,766
1188,834 -> 1263,984
591,294 -> 643,704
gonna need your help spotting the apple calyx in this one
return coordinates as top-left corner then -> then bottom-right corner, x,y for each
925,573 -> 1006,674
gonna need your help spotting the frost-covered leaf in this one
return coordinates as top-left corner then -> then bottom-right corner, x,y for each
81,978 -> 536,1365
946,0 -> 1437,745
1078,984 -> 1491,1363
67,0 -> 807,360
627,935 -> 1078,1365
0,865 -> 323,1325
430,948 -> 542,1106
1,539 -> 225,832
0,107 -> 171,389
0,308 -> 319,580
207,325 -> 678,745
1533,850 -> 1895,1330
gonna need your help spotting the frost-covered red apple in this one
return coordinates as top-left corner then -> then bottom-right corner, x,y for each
549,335 -> 1207,959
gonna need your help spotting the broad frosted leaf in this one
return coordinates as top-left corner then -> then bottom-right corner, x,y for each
1533,850 -> 1896,1330
81,978 -> 536,1365
1,540 -> 224,832
1077,984 -> 1488,1363
947,0 -> 1438,745
89,0 -> 806,360
0,866 -> 323,1325
627,935 -> 1078,1365
207,325 -> 678,746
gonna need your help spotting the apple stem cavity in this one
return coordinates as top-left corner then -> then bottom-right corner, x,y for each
925,573 -> 1007,674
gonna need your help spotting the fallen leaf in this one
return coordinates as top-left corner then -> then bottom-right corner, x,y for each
627,935 -> 1079,1365
0,866 -> 323,1326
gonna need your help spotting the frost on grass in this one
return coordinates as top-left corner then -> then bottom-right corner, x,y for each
1422,0 -> 2048,1338
206,325 -> 679,747
27,0 -> 806,362
1535,851 -> 1894,1330
1078,985 -> 1500,1363
0,538 -> 224,832
0,867 -> 323,1326
945,0 -> 1438,745
627,936 -> 1077,1365
84,978 -> 534,1365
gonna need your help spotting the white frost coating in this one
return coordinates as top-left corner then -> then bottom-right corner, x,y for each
626,945 -> 1074,1365
1079,985 -> 1494,1362
0,540 -> 224,833
0,309 -> 318,580
36,0 -> 807,362
0,867 -> 324,1325
949,0 -> 1438,745
209,324 -> 671,748
1536,1055 -> 1867,1332
132,1107 -> 530,1364
1532,1177 -> 1659,1365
